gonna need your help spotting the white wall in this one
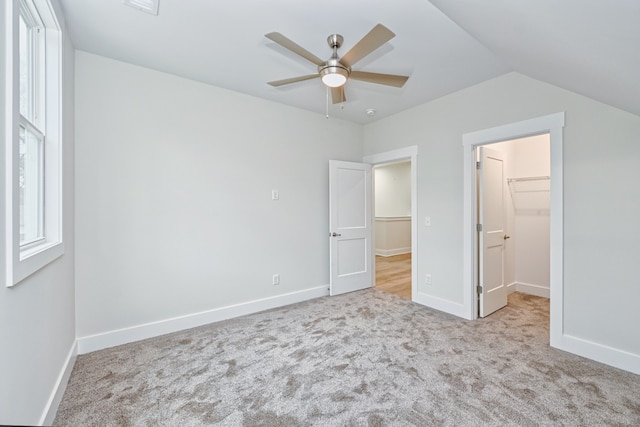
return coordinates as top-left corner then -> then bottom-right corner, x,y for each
374,161 -> 411,217
363,72 -> 640,363
74,52 -> 363,343
0,1 -> 76,425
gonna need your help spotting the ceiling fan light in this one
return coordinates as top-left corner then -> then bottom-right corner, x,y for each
320,67 -> 348,87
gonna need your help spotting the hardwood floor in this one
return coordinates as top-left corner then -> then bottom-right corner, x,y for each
375,253 -> 411,299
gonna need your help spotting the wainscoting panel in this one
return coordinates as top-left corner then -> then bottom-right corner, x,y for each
375,217 -> 411,256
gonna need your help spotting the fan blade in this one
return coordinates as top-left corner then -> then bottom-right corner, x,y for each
340,24 -> 395,67
350,71 -> 409,88
331,87 -> 346,104
268,74 -> 319,87
265,32 -> 325,66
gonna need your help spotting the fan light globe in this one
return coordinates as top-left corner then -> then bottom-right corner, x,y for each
320,67 -> 348,87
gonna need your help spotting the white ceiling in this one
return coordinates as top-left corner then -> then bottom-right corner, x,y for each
57,0 -> 639,124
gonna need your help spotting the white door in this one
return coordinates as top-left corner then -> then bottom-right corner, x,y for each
478,147 -> 508,317
329,160 -> 373,296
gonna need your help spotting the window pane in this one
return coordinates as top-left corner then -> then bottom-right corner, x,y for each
19,125 -> 44,244
19,12 -> 33,121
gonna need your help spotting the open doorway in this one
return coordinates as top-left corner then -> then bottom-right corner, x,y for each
462,112 -> 564,349
476,134 -> 551,317
363,146 -> 418,302
373,161 -> 412,299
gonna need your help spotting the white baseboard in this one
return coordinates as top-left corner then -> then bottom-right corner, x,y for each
506,282 -> 517,294
515,282 -> 550,298
413,291 -> 468,319
375,248 -> 411,257
555,333 -> 640,376
40,340 -> 77,426
77,285 -> 330,355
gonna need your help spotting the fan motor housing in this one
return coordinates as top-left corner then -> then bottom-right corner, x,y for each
318,60 -> 351,77
319,34 -> 351,79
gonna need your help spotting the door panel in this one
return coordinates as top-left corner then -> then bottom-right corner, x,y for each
337,168 -> 367,228
329,160 -> 373,296
479,147 -> 507,317
337,238 -> 367,276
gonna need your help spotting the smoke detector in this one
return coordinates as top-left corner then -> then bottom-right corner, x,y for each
366,108 -> 376,117
123,0 -> 159,15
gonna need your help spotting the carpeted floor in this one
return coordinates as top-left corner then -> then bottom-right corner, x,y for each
54,290 -> 640,426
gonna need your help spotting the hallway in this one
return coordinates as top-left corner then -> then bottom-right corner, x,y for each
375,253 -> 411,299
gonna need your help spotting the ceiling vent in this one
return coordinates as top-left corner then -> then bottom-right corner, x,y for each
123,0 -> 159,15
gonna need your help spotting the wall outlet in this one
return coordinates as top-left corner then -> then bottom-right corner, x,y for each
271,190 -> 279,200
425,274 -> 432,285
272,274 -> 280,285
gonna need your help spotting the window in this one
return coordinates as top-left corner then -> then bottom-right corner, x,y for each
19,0 -> 45,247
5,0 -> 63,286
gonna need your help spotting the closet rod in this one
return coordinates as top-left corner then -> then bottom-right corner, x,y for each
507,176 -> 550,183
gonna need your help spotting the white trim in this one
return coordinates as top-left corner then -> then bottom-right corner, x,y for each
40,340 -> 77,426
363,146 -> 418,307
77,285 -> 329,354
462,113 -> 565,146
375,247 -> 411,257
374,216 -> 411,222
514,282 -> 550,298
363,146 -> 417,165
463,112 -> 564,325
548,125 -> 563,347
558,334 -> 640,376
413,292 -> 468,318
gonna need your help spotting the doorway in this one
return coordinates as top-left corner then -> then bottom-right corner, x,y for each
462,112 -> 564,348
363,146 -> 418,302
373,161 -> 412,299
476,134 -> 551,317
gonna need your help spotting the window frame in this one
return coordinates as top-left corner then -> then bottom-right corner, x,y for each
4,0 -> 63,287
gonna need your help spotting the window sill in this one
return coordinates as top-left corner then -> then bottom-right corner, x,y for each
7,240 -> 65,287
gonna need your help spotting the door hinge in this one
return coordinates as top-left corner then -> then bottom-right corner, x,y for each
476,223 -> 482,232
476,161 -> 481,170
477,285 -> 483,294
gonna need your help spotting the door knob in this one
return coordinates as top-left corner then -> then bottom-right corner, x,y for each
504,235 -> 511,240
331,232 -> 342,237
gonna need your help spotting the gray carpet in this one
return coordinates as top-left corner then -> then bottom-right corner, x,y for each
54,290 -> 640,426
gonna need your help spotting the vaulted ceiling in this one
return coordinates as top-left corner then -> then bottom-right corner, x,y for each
58,0 -> 639,124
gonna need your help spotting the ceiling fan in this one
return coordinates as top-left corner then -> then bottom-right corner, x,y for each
265,24 -> 409,105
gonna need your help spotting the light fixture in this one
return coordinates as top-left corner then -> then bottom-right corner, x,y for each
320,66 -> 348,87
318,34 -> 350,88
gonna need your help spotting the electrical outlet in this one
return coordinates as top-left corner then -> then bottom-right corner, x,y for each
272,274 -> 280,285
425,274 -> 432,285
271,190 -> 279,200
